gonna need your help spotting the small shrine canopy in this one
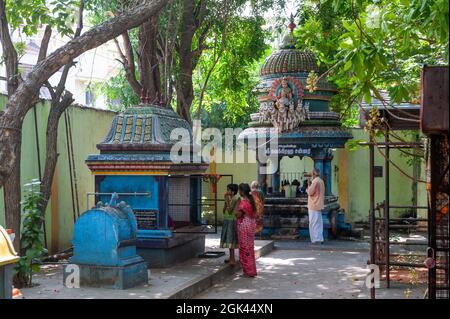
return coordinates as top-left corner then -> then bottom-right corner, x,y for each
97,105 -> 192,152
358,93 -> 421,131
86,104 -> 208,175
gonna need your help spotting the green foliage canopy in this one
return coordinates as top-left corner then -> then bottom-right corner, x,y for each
6,0 -> 78,36
294,0 -> 449,124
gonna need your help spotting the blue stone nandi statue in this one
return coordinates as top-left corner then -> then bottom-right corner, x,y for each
64,193 -> 148,289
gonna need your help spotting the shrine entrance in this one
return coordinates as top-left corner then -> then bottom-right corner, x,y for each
169,174 -> 234,235
238,20 -> 353,240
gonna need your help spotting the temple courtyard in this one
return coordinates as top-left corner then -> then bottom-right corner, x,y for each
0,0 -> 447,303
19,231 -> 425,299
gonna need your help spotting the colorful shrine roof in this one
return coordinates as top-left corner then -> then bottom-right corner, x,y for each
97,105 -> 192,152
239,18 -> 352,148
260,25 -> 320,77
260,49 -> 319,77
238,126 -> 352,149
87,104 -> 208,174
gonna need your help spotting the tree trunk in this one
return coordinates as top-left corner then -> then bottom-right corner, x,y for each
3,143 -> 21,250
0,0 -> 167,188
1,0 -> 21,250
0,0 -> 19,96
176,0 -> 197,125
138,16 -> 162,103
38,93 -> 74,226
115,31 -> 142,96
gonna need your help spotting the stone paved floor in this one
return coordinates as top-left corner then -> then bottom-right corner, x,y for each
19,234 -> 271,299
196,247 -> 427,299
19,232 -> 427,299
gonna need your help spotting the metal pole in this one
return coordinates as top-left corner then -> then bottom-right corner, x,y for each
64,111 -> 77,223
385,130 -> 390,288
369,133 -> 376,299
85,192 -> 152,210
33,105 -> 48,250
428,135 -> 437,299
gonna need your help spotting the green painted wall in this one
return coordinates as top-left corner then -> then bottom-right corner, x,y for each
0,96 -> 115,251
1,94 -> 426,249
340,129 -> 426,222
52,105 -> 116,249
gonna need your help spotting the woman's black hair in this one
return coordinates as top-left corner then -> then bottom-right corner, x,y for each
238,183 -> 256,211
227,183 -> 238,195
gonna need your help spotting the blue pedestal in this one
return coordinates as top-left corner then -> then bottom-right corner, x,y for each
63,261 -> 148,289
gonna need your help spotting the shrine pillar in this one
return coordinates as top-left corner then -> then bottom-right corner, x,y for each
323,158 -> 333,196
311,149 -> 333,196
272,162 -> 281,192
311,149 -> 325,179
257,161 -> 268,193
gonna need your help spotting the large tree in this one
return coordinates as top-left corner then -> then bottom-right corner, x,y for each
0,0 -> 167,247
91,0 -> 285,124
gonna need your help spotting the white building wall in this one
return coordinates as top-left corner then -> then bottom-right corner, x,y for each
0,25 -> 122,109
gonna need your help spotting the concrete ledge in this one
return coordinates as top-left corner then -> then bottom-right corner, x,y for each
164,240 -> 274,299
273,240 -> 369,252
137,235 -> 206,268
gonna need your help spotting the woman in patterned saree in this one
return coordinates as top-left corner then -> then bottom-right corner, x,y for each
237,183 -> 257,277
220,183 -> 240,266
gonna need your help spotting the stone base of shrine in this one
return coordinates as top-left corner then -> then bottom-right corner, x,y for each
62,261 -> 149,290
137,233 -> 206,268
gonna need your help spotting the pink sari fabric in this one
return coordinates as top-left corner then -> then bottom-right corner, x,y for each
237,199 -> 257,277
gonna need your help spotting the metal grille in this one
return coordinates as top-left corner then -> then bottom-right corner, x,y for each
168,177 -> 190,222
168,174 -> 234,234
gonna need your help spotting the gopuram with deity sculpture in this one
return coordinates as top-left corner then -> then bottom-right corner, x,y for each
239,17 -> 354,239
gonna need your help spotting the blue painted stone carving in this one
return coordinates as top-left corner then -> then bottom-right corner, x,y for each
66,194 -> 148,289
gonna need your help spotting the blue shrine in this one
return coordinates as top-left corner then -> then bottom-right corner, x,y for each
85,104 -> 208,267
239,19 -> 353,238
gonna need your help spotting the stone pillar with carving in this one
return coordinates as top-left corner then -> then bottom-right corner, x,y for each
272,161 -> 281,193
311,149 -> 325,180
323,149 -> 334,196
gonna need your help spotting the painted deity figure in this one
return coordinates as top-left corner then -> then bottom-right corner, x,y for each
276,101 -> 286,131
260,78 -> 310,132
294,101 -> 308,124
288,102 -> 297,131
276,78 -> 293,110
275,78 -> 294,131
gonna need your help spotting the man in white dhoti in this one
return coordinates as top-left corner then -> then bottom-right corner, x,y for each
306,168 -> 325,244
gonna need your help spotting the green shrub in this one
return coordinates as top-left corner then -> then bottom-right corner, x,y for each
14,179 -> 47,287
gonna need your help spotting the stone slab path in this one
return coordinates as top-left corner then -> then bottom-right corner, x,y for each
19,235 -> 273,299
196,247 -> 426,299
